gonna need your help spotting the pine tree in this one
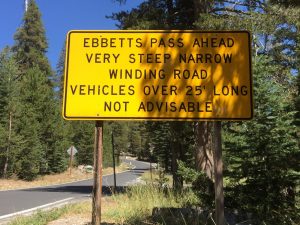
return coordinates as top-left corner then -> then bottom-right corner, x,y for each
112,1 -> 300,221
193,1 -> 300,222
224,56 -> 299,224
127,122 -> 144,159
44,107 -> 70,173
146,121 -> 171,171
55,44 -> 105,169
72,121 -> 95,166
0,48 -> 22,178
13,0 -> 51,77
15,67 -> 47,180
109,121 -> 128,163
55,42 -> 66,100
11,0 -> 70,177
269,0 -> 300,7
296,72 -> 300,126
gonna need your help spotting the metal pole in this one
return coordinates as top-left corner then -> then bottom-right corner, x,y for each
150,161 -> 153,182
92,121 -> 103,225
111,131 -> 117,194
69,146 -> 73,176
24,0 -> 29,12
149,146 -> 154,182
213,121 -> 225,225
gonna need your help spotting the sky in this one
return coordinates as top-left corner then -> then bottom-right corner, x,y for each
0,0 -> 143,69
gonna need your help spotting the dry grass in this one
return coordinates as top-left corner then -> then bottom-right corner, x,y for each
54,198 -> 120,225
9,184 -> 199,225
9,198 -> 119,225
0,163 -> 130,191
141,171 -> 173,186
101,184 -> 185,224
47,200 -> 92,225
45,198 -> 121,225
8,200 -> 92,225
47,215 -> 90,225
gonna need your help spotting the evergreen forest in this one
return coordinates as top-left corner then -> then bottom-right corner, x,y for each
0,0 -> 299,224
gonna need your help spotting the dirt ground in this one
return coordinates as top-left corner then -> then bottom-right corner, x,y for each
47,215 -> 91,225
0,164 -> 130,191
0,169 -> 92,191
47,198 -> 118,225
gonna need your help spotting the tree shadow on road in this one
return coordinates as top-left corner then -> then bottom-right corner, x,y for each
22,185 -> 127,195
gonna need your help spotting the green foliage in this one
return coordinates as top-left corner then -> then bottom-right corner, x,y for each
110,0 -> 168,29
224,56 -> 299,224
178,160 -> 214,208
0,47 -> 69,179
295,74 -> 300,127
8,202 -> 90,225
110,122 -> 128,156
15,67 -> 50,180
10,185 -> 198,225
9,210 -> 62,225
192,3 -> 300,222
45,110 -> 69,173
269,0 -> 300,7
105,184 -> 198,224
126,122 -> 148,159
146,121 -> 172,171
54,42 -> 66,100
110,0 -> 199,30
70,121 -> 94,166
5,0 -> 71,178
0,48 -> 22,177
103,122 -> 114,168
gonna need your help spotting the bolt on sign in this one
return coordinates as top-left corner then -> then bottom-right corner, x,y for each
62,30 -> 252,120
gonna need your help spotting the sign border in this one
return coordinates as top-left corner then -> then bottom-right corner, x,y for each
63,30 -> 253,121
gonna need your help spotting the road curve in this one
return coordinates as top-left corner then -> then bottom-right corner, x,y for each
0,159 -> 150,220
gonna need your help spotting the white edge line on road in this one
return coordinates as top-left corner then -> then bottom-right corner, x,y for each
0,160 -> 146,221
0,197 -> 74,220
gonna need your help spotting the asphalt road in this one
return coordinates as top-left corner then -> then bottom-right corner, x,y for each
0,159 -> 150,220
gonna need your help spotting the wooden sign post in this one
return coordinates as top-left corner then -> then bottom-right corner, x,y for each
92,121 -> 103,225
213,121 -> 224,225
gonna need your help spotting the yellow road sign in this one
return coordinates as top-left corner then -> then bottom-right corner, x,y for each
63,30 -> 252,120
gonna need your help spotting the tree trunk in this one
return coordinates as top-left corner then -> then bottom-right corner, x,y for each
194,121 -> 214,180
170,122 -> 183,191
192,1 -> 215,180
193,0 -> 212,19
3,112 -> 12,178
